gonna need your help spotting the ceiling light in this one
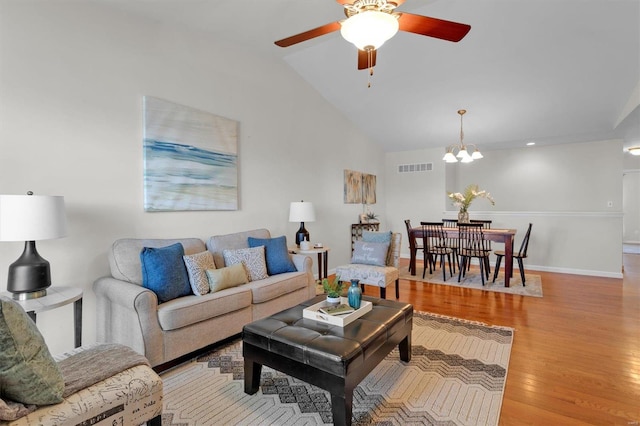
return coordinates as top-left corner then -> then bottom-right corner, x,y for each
340,10 -> 399,51
526,142 -> 536,146
442,109 -> 483,163
628,147 -> 640,156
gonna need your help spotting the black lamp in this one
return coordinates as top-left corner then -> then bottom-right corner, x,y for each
288,200 -> 316,246
0,192 -> 67,300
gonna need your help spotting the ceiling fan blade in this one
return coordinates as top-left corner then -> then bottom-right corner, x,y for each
274,21 -> 341,47
398,13 -> 471,42
357,49 -> 377,70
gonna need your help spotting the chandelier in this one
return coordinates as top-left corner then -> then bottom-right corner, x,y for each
442,109 -> 483,163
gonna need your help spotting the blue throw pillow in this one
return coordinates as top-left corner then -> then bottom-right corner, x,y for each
248,235 -> 297,275
351,241 -> 390,266
140,243 -> 192,303
362,230 -> 392,244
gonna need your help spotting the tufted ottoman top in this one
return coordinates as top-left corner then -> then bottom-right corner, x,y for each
242,295 -> 413,378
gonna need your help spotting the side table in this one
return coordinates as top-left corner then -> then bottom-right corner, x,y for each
1,286 -> 83,348
290,246 -> 330,281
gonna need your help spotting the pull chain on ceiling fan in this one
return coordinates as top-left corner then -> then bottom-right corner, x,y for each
274,0 -> 471,87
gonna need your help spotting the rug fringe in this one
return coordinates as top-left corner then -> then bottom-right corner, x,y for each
416,310 -> 515,332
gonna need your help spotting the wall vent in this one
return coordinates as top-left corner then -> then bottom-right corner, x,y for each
397,163 -> 433,173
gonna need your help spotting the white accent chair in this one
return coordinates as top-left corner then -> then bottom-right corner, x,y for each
335,232 -> 402,299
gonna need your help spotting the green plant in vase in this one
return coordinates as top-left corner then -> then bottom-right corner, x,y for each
322,275 -> 343,302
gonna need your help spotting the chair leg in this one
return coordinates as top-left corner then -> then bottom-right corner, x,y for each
447,253 -> 453,279
148,415 -> 162,426
518,258 -> 526,285
493,254 -> 503,283
479,258 -> 485,286
458,257 -> 466,282
395,279 -> 400,299
380,287 -> 386,299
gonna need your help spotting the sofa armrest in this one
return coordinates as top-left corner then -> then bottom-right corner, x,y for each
93,277 -> 164,366
291,254 -> 316,298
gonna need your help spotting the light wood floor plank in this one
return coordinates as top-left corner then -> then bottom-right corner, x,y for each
356,253 -> 640,425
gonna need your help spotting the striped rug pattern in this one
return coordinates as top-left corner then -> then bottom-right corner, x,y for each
161,311 -> 513,425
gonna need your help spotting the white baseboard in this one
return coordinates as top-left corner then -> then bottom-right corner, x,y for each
398,254 -> 624,279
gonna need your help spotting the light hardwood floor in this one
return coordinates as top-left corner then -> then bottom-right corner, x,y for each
358,254 -> 640,425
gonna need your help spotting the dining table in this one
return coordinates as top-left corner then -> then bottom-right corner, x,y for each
409,226 -> 518,287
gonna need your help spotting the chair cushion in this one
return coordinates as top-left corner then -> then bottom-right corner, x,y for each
362,230 -> 392,244
223,246 -> 268,281
206,263 -> 249,293
0,297 -> 64,406
248,235 -> 297,275
335,264 -> 399,288
183,251 -> 216,296
351,241 -> 389,266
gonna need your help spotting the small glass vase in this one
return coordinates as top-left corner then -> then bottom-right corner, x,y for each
458,210 -> 470,223
347,279 -> 362,310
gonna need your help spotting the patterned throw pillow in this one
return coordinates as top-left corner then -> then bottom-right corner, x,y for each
362,230 -> 392,244
222,246 -> 268,281
351,241 -> 390,266
0,297 -> 64,406
183,251 -> 216,296
247,235 -> 297,275
206,263 -> 249,293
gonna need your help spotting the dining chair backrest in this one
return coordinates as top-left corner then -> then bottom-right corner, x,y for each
442,219 -> 458,228
470,219 -> 492,229
517,223 -> 533,258
457,223 -> 488,253
420,221 -> 447,250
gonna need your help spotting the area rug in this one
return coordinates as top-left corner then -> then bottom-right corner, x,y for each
160,311 -> 514,425
400,268 -> 543,298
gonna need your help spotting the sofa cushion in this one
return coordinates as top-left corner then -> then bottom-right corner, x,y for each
223,246 -> 269,281
206,229 -> 270,269
0,296 -> 64,406
351,241 -> 390,266
183,251 -> 216,296
110,238 -> 206,285
244,271 -> 308,304
140,243 -> 192,303
157,287 -> 253,331
248,235 -> 297,275
206,263 -> 248,293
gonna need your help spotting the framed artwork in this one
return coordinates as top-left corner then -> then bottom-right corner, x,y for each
344,170 -> 362,204
143,96 -> 238,211
362,173 -> 377,204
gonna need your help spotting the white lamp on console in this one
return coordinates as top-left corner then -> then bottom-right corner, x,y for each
289,200 -> 316,247
0,191 -> 67,300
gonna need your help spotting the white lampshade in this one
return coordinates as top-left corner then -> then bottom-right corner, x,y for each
340,11 -> 399,51
289,201 -> 316,223
443,152 -> 458,163
471,149 -> 484,160
0,194 -> 67,241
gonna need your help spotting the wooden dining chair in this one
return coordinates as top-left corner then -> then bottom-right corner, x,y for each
404,219 -> 423,274
420,222 -> 454,280
457,223 -> 491,285
470,219 -> 493,270
442,219 -> 459,273
493,223 -> 533,285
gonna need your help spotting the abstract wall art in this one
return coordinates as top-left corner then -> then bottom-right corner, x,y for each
344,169 -> 362,204
143,96 -> 238,211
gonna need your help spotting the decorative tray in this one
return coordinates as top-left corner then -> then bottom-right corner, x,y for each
303,297 -> 372,327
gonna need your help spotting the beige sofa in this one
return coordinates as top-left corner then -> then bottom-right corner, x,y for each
93,229 -> 315,368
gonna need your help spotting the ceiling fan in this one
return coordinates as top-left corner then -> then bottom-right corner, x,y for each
274,0 -> 471,72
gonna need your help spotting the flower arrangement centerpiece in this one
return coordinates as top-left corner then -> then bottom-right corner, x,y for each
447,184 -> 495,223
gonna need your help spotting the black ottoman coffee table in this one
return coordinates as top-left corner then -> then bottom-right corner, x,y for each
242,295 -> 413,426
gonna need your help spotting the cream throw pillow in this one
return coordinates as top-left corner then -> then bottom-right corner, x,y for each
206,263 -> 249,292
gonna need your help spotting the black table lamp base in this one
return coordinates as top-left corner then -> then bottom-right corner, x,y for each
295,222 -> 310,247
7,241 -> 51,300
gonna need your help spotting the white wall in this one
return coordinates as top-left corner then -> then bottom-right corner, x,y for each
0,2 -> 385,354
384,140 -> 625,277
623,151 -> 640,243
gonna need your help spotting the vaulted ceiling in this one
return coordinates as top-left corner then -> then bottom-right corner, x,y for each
106,0 -> 640,153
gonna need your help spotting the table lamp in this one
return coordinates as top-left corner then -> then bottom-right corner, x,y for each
0,192 -> 67,300
289,200 -> 316,246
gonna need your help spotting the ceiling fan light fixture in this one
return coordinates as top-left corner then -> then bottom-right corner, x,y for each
628,146 -> 640,156
340,10 -> 399,51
